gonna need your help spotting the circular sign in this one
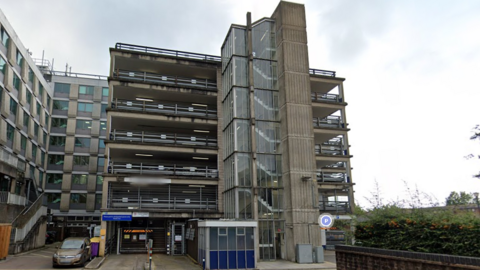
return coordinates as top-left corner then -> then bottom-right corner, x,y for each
318,213 -> 334,229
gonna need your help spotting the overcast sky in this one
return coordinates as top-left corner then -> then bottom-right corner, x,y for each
1,0 -> 480,208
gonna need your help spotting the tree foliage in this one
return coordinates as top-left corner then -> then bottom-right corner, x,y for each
445,191 -> 474,206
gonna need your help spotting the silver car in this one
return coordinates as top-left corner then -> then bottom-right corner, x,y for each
52,237 -> 91,267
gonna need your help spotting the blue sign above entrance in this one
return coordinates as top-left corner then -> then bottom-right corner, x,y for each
103,215 -> 132,221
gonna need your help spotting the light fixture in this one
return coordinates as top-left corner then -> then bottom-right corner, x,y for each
194,130 -> 209,133
189,185 -> 205,188
193,157 -> 209,160
135,154 -> 153,157
192,103 -> 208,107
136,98 -> 153,102
182,191 -> 197,194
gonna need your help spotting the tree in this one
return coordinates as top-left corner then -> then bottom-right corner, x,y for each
467,125 -> 480,178
445,191 -> 474,206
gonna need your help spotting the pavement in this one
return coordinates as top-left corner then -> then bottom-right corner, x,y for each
89,250 -> 337,270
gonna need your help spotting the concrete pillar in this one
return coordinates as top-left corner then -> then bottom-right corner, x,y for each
93,86 -> 102,102
61,173 -> 72,192
271,1 -> 321,261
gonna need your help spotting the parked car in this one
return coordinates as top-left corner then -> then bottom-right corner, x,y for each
46,231 -> 57,244
52,237 -> 91,267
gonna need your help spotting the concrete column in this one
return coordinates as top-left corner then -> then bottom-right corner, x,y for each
92,103 -> 101,120
271,1 -> 321,261
61,173 -> 72,192
15,108 -> 23,129
91,120 -> 100,137
64,136 -> 74,154
66,119 -> 76,136
216,67 -> 224,214
12,130 -> 21,154
0,119 -> 7,145
87,175 -> 96,193
93,86 -> 102,102
1,89 -> 10,118
63,155 -> 73,173
59,192 -> 70,212
88,156 -> 98,174
18,84 -> 25,106
86,193 -> 95,212
69,84 -> 79,100
90,138 -> 99,155
67,100 -> 77,118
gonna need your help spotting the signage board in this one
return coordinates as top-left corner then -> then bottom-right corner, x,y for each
102,215 -> 132,221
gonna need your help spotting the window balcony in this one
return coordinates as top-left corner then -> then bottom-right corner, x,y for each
108,162 -> 218,178
318,200 -> 350,213
110,129 -> 217,147
113,69 -> 217,91
111,98 -> 217,119
313,116 -> 346,129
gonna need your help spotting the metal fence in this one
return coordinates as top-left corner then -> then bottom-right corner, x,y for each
110,130 -> 217,147
112,99 -> 217,118
313,115 -> 345,129
115,43 -> 221,62
109,162 -> 218,178
113,69 -> 217,90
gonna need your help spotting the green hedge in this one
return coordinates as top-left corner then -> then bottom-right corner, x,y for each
354,206 -> 480,256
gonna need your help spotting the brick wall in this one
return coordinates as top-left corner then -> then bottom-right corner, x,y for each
335,245 -> 480,270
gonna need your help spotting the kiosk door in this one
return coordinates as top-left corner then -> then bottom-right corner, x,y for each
171,224 -> 185,255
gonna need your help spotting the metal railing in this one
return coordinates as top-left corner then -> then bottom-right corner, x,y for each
309,68 -> 336,77
115,43 -> 221,62
113,69 -> 217,90
111,98 -> 217,118
316,172 -> 348,183
110,130 -> 217,147
49,70 -> 107,80
110,197 -> 217,210
311,93 -> 342,103
319,201 -> 349,212
109,162 -> 218,178
313,116 -> 345,129
315,143 -> 346,156
324,162 -> 347,169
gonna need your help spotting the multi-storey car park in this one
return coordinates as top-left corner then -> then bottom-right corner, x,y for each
0,1 -> 354,266
98,1 -> 354,265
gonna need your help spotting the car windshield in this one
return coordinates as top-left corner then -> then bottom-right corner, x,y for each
60,240 -> 83,249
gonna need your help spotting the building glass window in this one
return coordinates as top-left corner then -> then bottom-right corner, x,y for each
79,85 -> 94,95
36,102 -> 41,115
96,175 -> 103,185
20,135 -> 27,150
96,195 -> 102,205
16,49 -> 23,67
26,90 -> 32,105
97,157 -> 105,167
34,122 -> 39,137
1,27 -> 9,48
41,151 -> 45,166
54,83 -> 70,94
13,73 -> 21,90
0,56 -> 6,74
102,87 -> 109,97
70,193 -> 87,204
48,155 -> 64,165
28,67 -> 34,83
75,137 -> 90,148
77,102 -> 93,112
101,104 -> 107,113
6,124 -> 14,142
39,84 -> 44,97
73,156 -> 89,166
52,118 -> 67,128
47,174 -> 63,184
32,144 -> 37,160
39,171 -> 44,188
45,114 -> 49,127
23,111 -> 29,127
46,193 -> 61,203
10,98 -> 17,115
100,121 -> 106,131
43,131 -> 47,146
50,136 -> 66,146
99,139 -> 105,149
72,174 -> 88,185
76,120 -> 92,129
53,100 -> 69,110
46,95 -> 51,108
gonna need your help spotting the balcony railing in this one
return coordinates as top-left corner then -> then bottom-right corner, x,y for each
309,68 -> 336,77
316,172 -> 349,183
113,69 -> 217,90
110,129 -> 217,147
315,143 -> 346,156
111,98 -> 217,118
0,148 -> 26,172
109,197 -> 217,210
311,93 -> 342,103
319,201 -> 349,212
115,43 -> 221,62
323,162 -> 347,169
108,162 -> 218,178
313,116 -> 345,129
